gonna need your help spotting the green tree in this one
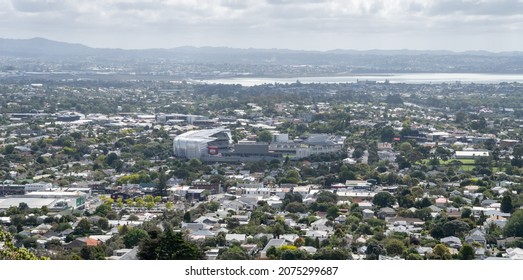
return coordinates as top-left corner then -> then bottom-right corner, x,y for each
380,126 -> 395,142
217,245 -> 253,260
137,229 -> 204,260
433,244 -> 451,260
257,130 -> 273,143
312,248 -> 351,260
183,212 -> 192,223
443,220 -> 470,237
0,229 -> 47,260
285,202 -> 307,213
272,222 -> 285,239
461,208 -> 472,219
326,205 -> 339,219
459,243 -> 475,260
385,239 -> 406,256
372,192 -> 396,208
97,217 -> 110,231
316,191 -> 337,204
3,144 -> 15,155
74,218 -> 92,236
94,203 -> 112,217
105,152 -> 118,166
504,210 -> 523,237
80,244 -> 106,260
501,195 -> 513,213
365,241 -> 386,260
123,228 -> 149,248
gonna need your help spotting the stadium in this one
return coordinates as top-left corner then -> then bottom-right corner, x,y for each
173,128 -> 233,159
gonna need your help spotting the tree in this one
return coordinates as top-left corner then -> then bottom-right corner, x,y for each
137,229 -> 204,260
123,228 -> 149,248
183,211 -> 191,223
97,217 -> 110,231
94,203 -> 112,217
74,218 -> 92,235
226,218 -> 240,230
285,202 -> 307,213
443,219 -> 470,237
365,241 -> 386,260
459,243 -> 475,260
155,169 -> 169,197
504,210 -> 523,237
461,208 -> 472,219
80,244 -> 106,260
501,195 -> 513,213
0,229 -> 47,260
272,222 -> 285,239
217,245 -> 253,260
433,244 -> 451,260
3,144 -> 15,155
372,192 -> 396,208
385,239 -> 406,256
313,248 -> 351,260
18,202 -> 29,213
380,126 -> 395,142
105,152 -> 118,166
316,191 -> 337,204
326,205 -> 339,219
257,130 -> 273,143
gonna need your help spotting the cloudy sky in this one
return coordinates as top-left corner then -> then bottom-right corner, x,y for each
1,0 -> 523,51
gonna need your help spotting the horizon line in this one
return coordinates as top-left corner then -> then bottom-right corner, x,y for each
2,36 -> 523,54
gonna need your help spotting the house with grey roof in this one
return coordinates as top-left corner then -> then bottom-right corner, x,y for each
440,236 -> 462,249
377,207 -> 396,219
465,228 -> 486,246
225,233 -> 247,245
260,239 -> 287,259
362,209 -> 374,220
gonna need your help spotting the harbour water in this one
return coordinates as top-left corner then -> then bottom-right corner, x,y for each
201,73 -> 523,86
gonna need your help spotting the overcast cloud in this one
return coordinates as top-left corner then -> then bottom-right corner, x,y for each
1,0 -> 523,51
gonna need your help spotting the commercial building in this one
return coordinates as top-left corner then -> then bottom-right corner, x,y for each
0,190 -> 88,211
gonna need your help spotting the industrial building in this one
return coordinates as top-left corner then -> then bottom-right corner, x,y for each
0,190 -> 89,211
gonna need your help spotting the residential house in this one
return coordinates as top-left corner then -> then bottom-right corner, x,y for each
260,239 -> 287,259
358,201 -> 374,210
189,230 -> 215,241
237,196 -> 260,210
310,218 -> 331,231
281,234 -> 299,244
435,197 -> 450,208
465,228 -> 486,246
506,248 -> 523,260
416,246 -> 433,256
440,236 -> 462,249
293,186 -> 311,198
225,234 -> 247,245
481,199 -> 498,208
475,247 -> 486,260
193,216 -> 220,225
497,237 -> 519,249
362,209 -> 375,220
300,246 -> 317,255
65,237 -> 101,250
205,248 -> 220,260
305,230 -> 329,239
377,207 -> 396,219
181,222 -> 209,232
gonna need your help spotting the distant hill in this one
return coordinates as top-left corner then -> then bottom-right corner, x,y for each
2,37 -> 523,73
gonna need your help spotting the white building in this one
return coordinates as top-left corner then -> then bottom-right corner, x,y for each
173,128 -> 232,159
